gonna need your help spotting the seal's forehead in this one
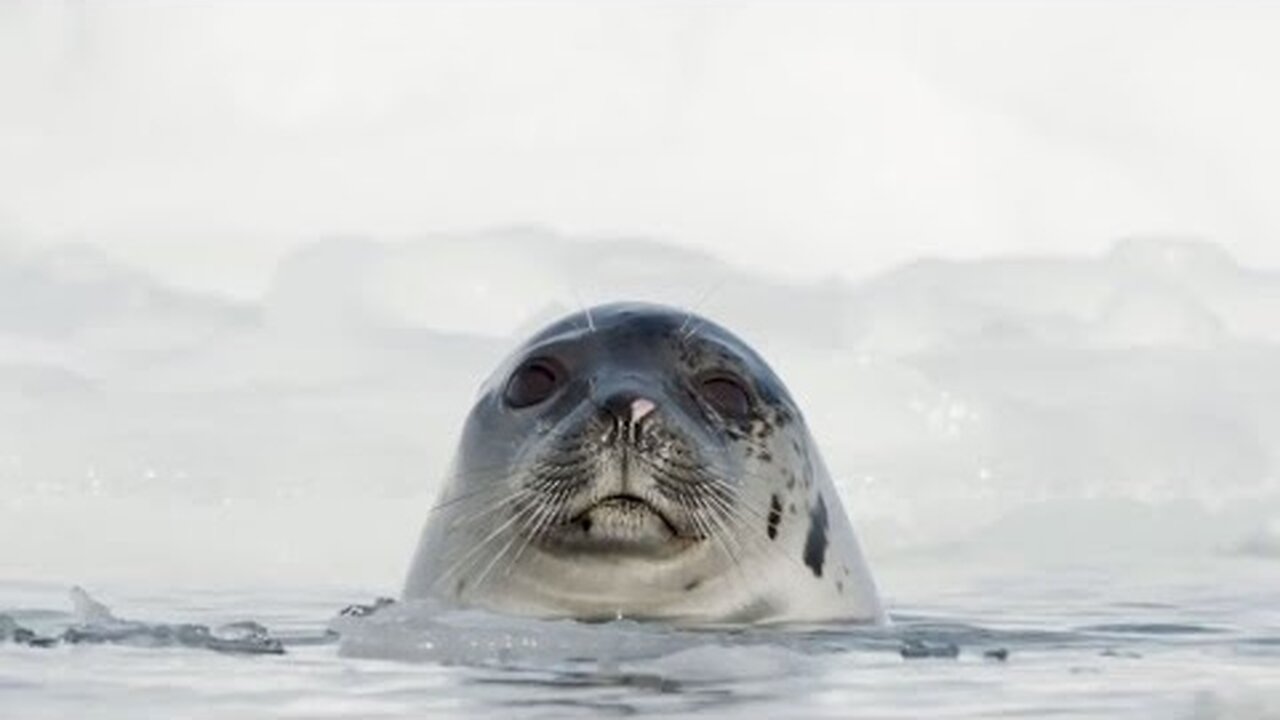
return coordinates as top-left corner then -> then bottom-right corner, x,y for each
523,302 -> 787,385
521,302 -> 733,349
488,301 -> 796,408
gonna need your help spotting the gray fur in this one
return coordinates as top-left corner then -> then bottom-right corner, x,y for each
403,302 -> 886,625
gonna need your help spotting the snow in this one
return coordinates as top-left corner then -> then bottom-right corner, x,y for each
1,231 -> 1278,590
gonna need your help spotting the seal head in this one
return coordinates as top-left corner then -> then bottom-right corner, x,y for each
403,302 -> 885,625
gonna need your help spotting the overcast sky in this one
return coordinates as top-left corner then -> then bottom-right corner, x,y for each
4,2 -> 1280,298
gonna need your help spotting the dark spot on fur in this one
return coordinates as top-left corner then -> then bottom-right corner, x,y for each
803,495 -> 829,578
788,502 -> 796,515
837,580 -> 844,594
456,578 -> 466,594
767,494 -> 782,540
580,517 -> 593,533
684,578 -> 701,591
786,473 -> 796,490
758,451 -> 772,462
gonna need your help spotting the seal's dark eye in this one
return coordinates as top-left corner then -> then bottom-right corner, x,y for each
505,359 -> 562,408
699,375 -> 752,418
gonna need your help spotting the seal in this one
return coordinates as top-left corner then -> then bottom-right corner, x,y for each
403,302 -> 886,625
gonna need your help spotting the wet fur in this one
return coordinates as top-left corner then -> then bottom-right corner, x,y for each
403,303 -> 886,625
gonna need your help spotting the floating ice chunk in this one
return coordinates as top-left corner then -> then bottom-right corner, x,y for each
0,614 -> 55,647
336,596 -> 396,619
208,620 -> 285,655
337,599 -> 715,666
900,639 -> 960,659
0,613 -> 21,639
59,587 -> 285,654
335,598 -> 874,674
69,585 -> 119,625
61,616 -> 208,649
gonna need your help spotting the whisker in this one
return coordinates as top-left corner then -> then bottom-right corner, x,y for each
638,455 -> 751,572
435,499 -> 536,589
502,484 -> 571,579
697,479 -> 814,575
469,496 -> 549,593
636,451 -> 814,577
678,276 -> 730,342
426,481 -> 519,515
445,486 -> 538,530
691,492 -> 754,593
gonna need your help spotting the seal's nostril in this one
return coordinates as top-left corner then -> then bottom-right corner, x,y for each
601,392 -> 656,426
630,398 -> 656,423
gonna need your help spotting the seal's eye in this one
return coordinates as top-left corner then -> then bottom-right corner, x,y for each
505,359 -> 562,408
699,375 -> 752,418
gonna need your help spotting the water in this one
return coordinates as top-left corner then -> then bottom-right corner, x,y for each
3,554 -> 1276,719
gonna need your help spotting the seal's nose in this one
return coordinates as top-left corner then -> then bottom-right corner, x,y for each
630,397 -> 656,423
602,392 -> 657,425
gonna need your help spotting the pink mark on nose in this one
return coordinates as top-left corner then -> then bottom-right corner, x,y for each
630,397 -> 656,423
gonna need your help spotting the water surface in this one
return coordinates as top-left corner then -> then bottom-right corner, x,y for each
3,555 -> 1275,719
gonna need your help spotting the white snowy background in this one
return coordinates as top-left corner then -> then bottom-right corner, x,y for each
2,3 -> 1279,592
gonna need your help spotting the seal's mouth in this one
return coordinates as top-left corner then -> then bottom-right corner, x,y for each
547,493 -> 690,556
574,494 -> 677,533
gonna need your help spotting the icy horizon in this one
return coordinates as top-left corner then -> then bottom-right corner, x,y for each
2,229 -> 1278,589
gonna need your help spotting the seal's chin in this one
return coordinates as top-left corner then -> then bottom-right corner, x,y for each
546,494 -> 693,558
